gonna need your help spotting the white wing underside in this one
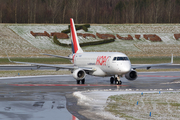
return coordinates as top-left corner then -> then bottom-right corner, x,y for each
132,63 -> 172,70
9,61 -> 94,71
6,52 -> 94,71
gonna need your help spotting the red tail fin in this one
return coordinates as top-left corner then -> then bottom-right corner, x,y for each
70,18 -> 83,53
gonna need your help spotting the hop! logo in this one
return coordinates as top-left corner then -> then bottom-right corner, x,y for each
96,56 -> 109,66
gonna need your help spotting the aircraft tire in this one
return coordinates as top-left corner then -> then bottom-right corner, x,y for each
119,81 -> 122,85
116,81 -> 119,85
81,79 -> 85,84
115,78 -> 118,85
116,81 -> 122,85
110,77 -> 114,84
77,80 -> 80,84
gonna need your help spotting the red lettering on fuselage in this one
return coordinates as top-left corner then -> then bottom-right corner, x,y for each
96,56 -> 109,66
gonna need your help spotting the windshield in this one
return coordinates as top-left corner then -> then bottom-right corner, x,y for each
113,57 -> 129,61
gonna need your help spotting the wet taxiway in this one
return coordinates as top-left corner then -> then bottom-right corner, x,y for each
0,64 -> 180,70
0,71 -> 180,119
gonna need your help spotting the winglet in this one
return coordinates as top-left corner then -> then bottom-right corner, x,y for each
171,54 -> 173,64
5,51 -> 12,62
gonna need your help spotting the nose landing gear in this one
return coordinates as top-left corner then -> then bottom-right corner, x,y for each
110,75 -> 122,85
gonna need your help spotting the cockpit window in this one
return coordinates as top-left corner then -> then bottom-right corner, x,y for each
113,57 -> 117,60
113,57 -> 129,61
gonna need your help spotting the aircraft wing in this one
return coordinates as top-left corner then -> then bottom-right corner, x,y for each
6,52 -> 94,71
132,54 -> 174,70
132,63 -> 172,70
9,60 -> 76,69
7,57 -> 94,71
40,53 -> 72,60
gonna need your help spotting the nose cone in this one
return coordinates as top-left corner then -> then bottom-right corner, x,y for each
121,62 -> 131,73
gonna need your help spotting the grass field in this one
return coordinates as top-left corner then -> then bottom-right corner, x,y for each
0,57 -> 71,64
105,92 -> 180,119
129,56 -> 178,64
0,70 -> 71,77
1,24 -> 180,57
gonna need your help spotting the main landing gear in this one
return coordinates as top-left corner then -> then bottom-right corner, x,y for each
110,75 -> 122,85
76,79 -> 85,84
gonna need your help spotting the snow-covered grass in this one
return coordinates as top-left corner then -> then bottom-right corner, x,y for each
73,90 -> 180,120
8,25 -> 69,50
108,24 -> 180,33
73,91 -> 123,120
106,92 -> 180,120
0,25 -> 41,57
2,24 -> 180,57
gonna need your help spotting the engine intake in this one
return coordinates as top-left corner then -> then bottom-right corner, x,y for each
73,69 -> 86,80
125,70 -> 137,81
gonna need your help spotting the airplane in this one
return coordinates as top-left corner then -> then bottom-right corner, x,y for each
7,18 -> 174,85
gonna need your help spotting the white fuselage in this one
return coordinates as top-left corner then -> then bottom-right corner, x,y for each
73,52 -> 131,77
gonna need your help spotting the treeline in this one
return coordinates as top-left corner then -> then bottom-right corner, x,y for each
0,0 -> 180,24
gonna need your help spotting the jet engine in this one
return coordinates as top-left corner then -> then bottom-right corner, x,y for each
125,70 -> 137,80
73,69 -> 86,80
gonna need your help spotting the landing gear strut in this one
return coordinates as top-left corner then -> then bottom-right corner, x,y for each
77,80 -> 80,84
81,79 -> 85,84
76,79 -> 85,84
110,75 -> 122,85
110,77 -> 114,84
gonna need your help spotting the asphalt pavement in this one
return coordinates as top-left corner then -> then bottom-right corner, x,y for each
0,66 -> 180,119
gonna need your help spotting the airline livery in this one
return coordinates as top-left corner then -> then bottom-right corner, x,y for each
7,18 -> 173,85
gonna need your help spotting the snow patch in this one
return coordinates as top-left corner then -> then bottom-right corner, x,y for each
73,92 -> 93,106
73,90 -> 157,120
73,90 -> 180,119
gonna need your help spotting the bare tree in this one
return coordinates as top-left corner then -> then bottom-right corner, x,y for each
0,2 -> 3,23
70,0 -> 81,23
34,0 -> 37,23
165,0 -> 176,23
75,0 -> 79,23
28,0 -> 30,23
14,0 -> 18,23
115,0 -> 125,23
62,0 -> 68,23
131,0 -> 135,23
49,0 -> 61,23
154,0 -> 161,23
1,0 -> 180,24
91,0 -> 97,23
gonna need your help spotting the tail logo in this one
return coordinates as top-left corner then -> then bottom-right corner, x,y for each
70,18 -> 80,53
